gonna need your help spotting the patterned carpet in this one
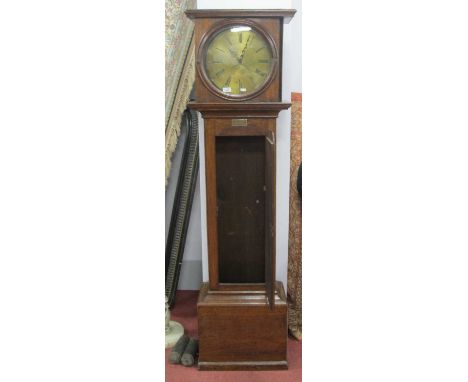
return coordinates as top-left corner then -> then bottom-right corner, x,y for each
165,291 -> 302,382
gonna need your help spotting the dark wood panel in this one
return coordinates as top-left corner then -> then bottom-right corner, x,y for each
188,101 -> 291,120
185,9 -> 296,24
202,116 -> 280,289
216,136 -> 266,283
197,281 -> 288,370
198,306 -> 287,361
198,361 -> 287,371
264,129 -> 276,308
204,119 -> 219,289
198,281 -> 287,306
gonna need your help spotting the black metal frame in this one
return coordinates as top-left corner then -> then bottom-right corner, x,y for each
165,109 -> 199,308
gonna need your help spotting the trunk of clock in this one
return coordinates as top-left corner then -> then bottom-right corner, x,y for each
216,135 -> 266,284
189,102 -> 291,371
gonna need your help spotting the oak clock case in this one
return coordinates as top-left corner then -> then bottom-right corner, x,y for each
186,9 -> 295,371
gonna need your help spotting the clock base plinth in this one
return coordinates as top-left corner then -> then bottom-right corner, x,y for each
198,360 -> 288,371
197,281 -> 288,371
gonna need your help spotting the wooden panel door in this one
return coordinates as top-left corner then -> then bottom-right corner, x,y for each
216,134 -> 266,284
264,128 -> 276,308
204,118 -> 276,297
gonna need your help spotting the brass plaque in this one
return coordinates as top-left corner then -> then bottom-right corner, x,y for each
231,118 -> 248,127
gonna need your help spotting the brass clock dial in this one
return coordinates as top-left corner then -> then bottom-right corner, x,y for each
203,25 -> 274,97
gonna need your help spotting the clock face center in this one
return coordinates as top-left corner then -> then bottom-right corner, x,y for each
203,25 -> 274,96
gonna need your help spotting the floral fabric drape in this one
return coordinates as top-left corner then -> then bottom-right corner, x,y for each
287,92 -> 302,340
165,0 -> 196,184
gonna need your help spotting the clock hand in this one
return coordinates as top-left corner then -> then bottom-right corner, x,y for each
228,48 -> 241,64
239,35 -> 252,64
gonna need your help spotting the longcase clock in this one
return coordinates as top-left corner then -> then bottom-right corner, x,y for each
185,9 -> 295,371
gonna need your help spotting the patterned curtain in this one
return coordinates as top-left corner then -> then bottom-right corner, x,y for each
165,0 -> 196,185
287,92 -> 302,340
